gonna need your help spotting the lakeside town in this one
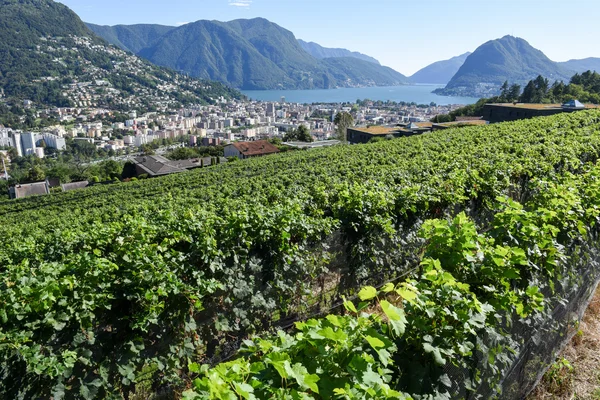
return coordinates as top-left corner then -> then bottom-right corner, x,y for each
0,97 -> 466,157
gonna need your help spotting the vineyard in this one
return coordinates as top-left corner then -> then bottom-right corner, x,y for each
2,110 -> 600,399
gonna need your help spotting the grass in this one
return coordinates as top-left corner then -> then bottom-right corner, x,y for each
529,284 -> 600,399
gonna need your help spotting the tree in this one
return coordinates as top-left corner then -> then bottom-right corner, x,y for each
26,166 -> 45,182
268,137 -> 283,146
520,81 -> 537,103
284,125 -> 313,142
431,114 -> 452,123
551,81 -> 567,100
508,84 -> 521,102
334,112 -> 354,142
499,81 -> 509,101
47,162 -> 74,184
7,147 -> 18,160
141,144 -> 155,155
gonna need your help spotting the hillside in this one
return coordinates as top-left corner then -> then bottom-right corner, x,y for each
435,35 -> 572,97
86,23 -> 175,53
0,0 -> 241,110
298,39 -> 380,64
3,110 -> 600,398
322,56 -> 408,86
91,18 -> 409,90
559,57 -> 600,74
410,52 -> 471,84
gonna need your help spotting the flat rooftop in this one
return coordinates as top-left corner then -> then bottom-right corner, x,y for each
351,122 -> 433,135
487,103 -> 600,110
434,120 -> 488,127
284,140 -> 341,148
351,126 -> 398,135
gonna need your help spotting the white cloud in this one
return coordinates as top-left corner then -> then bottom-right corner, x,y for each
229,0 -> 252,7
175,22 -> 190,26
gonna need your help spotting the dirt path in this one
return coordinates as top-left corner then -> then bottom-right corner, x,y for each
529,287 -> 600,399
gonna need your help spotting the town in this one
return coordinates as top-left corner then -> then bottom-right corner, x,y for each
0,97 -> 466,156
0,91 -> 470,196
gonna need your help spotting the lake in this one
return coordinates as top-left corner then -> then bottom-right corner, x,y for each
241,84 -> 479,105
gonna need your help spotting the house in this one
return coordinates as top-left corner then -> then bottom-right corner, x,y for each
224,140 -> 280,160
9,181 -> 50,199
61,181 -> 89,192
132,155 -> 193,177
283,140 -> 341,149
431,120 -> 488,131
132,154 -> 225,178
347,123 -> 433,144
482,100 -> 598,123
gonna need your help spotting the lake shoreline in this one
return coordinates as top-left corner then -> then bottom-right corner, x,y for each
241,85 -> 479,105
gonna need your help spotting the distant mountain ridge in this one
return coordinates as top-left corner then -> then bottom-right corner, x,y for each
435,35 -> 573,97
410,52 -> 471,84
88,18 -> 409,90
297,40 -> 380,65
558,58 -> 600,74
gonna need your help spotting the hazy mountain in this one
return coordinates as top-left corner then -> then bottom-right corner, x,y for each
435,36 -> 572,97
321,57 -> 408,86
86,23 -> 175,53
0,0 -> 241,107
91,18 -> 409,90
298,39 -> 380,65
410,52 -> 471,84
558,58 -> 600,74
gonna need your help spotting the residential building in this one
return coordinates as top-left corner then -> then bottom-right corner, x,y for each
132,154 -> 224,177
61,181 -> 89,192
42,133 -> 67,150
346,124 -> 433,144
224,140 -> 280,160
482,101 -> 599,123
283,140 -> 341,149
21,132 -> 37,155
9,181 -> 50,199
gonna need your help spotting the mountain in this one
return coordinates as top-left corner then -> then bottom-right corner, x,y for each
0,0 -> 240,109
86,23 -> 175,54
435,36 -> 572,97
298,39 -> 380,65
91,18 -> 409,90
558,58 -> 600,74
321,57 -> 408,86
410,52 -> 471,84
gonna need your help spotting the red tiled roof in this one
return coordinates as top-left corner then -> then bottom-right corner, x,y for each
230,140 -> 280,156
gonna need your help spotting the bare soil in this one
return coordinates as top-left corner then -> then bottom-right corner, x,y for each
529,286 -> 600,399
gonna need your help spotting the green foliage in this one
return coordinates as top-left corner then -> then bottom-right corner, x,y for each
166,146 -> 224,160
450,70 -> 600,120
26,165 -> 46,182
187,161 -> 600,398
334,111 -> 354,142
284,125 -> 313,142
540,357 -> 575,396
3,111 -> 600,397
430,114 -> 452,123
519,71 -> 600,104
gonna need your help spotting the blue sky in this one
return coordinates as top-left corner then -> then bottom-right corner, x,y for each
58,0 -> 600,76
